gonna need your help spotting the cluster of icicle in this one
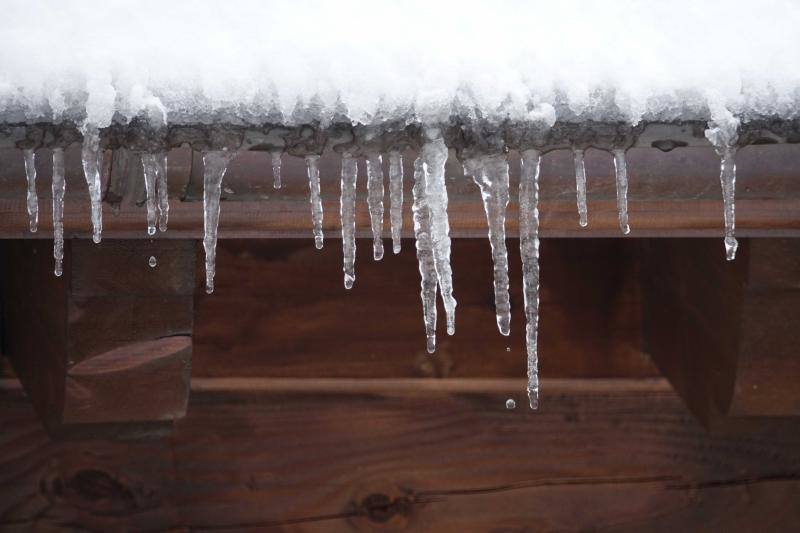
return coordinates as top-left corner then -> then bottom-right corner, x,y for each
20,118 -> 744,409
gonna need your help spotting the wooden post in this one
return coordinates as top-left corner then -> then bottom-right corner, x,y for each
0,239 -> 194,437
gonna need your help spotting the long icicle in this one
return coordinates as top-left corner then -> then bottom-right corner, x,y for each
469,154 -> 511,336
156,152 -> 169,232
388,151 -> 404,254
573,148 -> 588,228
412,156 -> 438,353
271,151 -> 282,189
705,114 -> 740,260
80,126 -> 104,243
366,153 -> 385,260
340,152 -> 358,289
613,149 -> 630,235
520,149 -> 542,409
421,130 -> 456,335
23,149 -> 38,232
203,150 -> 236,294
52,148 -> 66,277
306,154 -> 324,249
141,153 -> 159,236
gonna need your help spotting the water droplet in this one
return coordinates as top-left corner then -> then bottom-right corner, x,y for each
505,346 -> 511,352
505,399 -> 516,409
148,256 -> 157,268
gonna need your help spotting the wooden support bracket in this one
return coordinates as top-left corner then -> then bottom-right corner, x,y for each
0,239 -> 195,437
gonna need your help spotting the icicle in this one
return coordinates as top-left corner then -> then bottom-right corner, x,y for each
271,151 -> 282,189
80,126 -> 104,243
202,150 -> 236,294
421,130 -> 456,335
388,151 -> 404,254
613,149 -> 630,235
520,149 -> 542,410
468,154 -> 511,336
305,155 -> 324,249
573,148 -> 588,228
366,153 -> 385,260
23,149 -> 38,232
141,154 -> 158,236
340,152 -> 358,289
412,156 -> 438,353
156,152 -> 169,232
52,148 -> 66,277
705,114 -> 740,261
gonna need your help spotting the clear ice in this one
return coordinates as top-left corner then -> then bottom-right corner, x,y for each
613,149 -> 630,235
520,149 -> 542,409
305,155 -> 324,249
705,116 -> 740,261
412,156 -> 438,353
81,126 -> 105,243
202,150 -> 236,294
23,149 -> 38,233
52,148 -> 66,277
467,154 -> 511,336
421,130 -> 456,336
156,152 -> 169,232
388,151 -> 404,254
140,152 -> 167,236
340,152 -> 358,289
271,151 -> 282,189
366,153 -> 385,261
573,148 -> 588,228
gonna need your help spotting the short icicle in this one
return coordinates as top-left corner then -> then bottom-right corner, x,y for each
340,152 -> 358,289
202,150 -> 236,294
705,113 -> 740,261
412,156 -> 438,353
141,153 -> 159,235
520,149 -> 542,409
271,151 -> 282,189
573,148 -> 588,228
421,129 -> 456,335
613,149 -> 630,235
468,154 -> 511,336
156,152 -> 169,232
23,149 -> 38,232
80,126 -> 104,243
305,154 -> 324,249
388,151 -> 404,254
366,153 -> 385,260
52,148 -> 66,277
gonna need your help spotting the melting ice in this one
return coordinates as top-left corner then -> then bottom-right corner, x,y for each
366,153 -> 385,261
705,112 -> 740,261
340,152 -> 358,289
23,149 -> 38,233
305,155 -> 324,249
80,126 -> 104,243
202,150 -> 236,294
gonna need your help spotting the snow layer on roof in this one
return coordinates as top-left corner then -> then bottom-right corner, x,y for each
1,0 -> 799,128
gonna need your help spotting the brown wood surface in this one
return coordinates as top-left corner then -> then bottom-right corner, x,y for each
1,378 -> 799,531
193,239 -> 658,379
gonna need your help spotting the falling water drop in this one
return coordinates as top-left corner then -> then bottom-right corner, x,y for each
366,153 -> 385,261
80,125 -> 104,243
573,148 -> 588,228
520,149 -> 542,410
388,151 -> 404,254
467,154 -> 511,336
412,156 -> 438,353
505,399 -> 516,410
305,155 -> 324,249
23,149 -> 38,233
613,149 -> 630,235
52,148 -> 66,277
148,256 -> 157,268
202,150 -> 236,294
340,152 -> 358,289
271,151 -> 282,189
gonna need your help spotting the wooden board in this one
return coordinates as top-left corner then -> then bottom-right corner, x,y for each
1,378 -> 799,531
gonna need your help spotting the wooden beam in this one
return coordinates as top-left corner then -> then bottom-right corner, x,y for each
640,238 -> 800,427
1,377 -> 799,530
0,239 -> 194,437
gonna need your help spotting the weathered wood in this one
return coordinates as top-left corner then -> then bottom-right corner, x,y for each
0,378 -> 799,531
193,239 -> 658,379
0,240 -> 195,435
641,238 -> 800,426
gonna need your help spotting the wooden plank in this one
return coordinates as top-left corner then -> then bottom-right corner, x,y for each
0,378 -> 799,531
192,239 -> 658,379
0,240 -> 194,435
640,238 -> 800,425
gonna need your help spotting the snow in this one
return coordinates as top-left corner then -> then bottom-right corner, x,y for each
1,0 -> 799,129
